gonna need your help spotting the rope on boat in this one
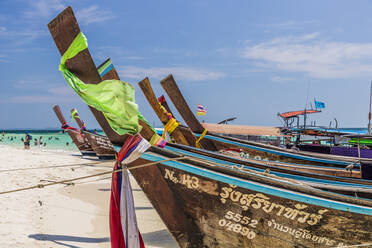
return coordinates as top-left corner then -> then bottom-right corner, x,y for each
0,161 -> 112,173
332,243 -> 372,248
188,155 -> 314,189
195,129 -> 208,148
73,176 -> 112,185
0,156 -> 187,195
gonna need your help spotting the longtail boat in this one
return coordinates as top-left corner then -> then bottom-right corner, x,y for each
48,7 -> 372,247
70,108 -> 115,159
94,62 -> 372,195
76,60 -> 372,197
158,74 -> 372,168
280,110 -> 372,160
137,75 -> 372,174
52,105 -> 95,156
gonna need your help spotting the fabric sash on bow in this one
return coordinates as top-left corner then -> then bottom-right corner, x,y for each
110,134 -> 149,248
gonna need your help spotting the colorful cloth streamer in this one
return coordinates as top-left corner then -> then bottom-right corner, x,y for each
110,134 -> 150,248
61,122 -> 79,132
80,121 -> 87,131
59,32 -> 145,136
158,95 -> 166,104
159,105 -> 174,120
196,104 -> 207,116
157,98 -> 181,141
195,129 -> 208,148
162,118 -> 180,139
150,133 -> 167,148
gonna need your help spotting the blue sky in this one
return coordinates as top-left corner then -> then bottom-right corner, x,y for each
1,0 -> 372,129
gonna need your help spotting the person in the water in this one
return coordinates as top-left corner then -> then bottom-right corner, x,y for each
24,133 -> 31,149
39,136 -> 43,147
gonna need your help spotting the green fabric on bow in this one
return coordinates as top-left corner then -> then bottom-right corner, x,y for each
59,32 -> 149,135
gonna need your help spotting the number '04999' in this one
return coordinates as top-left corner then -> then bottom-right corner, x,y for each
218,219 -> 256,239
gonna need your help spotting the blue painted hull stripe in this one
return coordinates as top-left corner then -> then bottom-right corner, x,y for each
156,129 -> 358,169
165,145 -> 372,189
199,134 -> 349,166
99,64 -> 114,77
141,152 -> 372,215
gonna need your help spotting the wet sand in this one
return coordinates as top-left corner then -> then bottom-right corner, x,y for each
0,145 -> 178,248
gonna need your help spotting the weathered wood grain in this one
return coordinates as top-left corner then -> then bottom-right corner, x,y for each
154,163 -> 372,247
70,108 -> 85,129
158,95 -> 175,116
138,77 -> 196,146
94,59 -> 194,246
160,74 -> 218,151
52,105 -> 94,155
96,60 -> 155,141
48,6 -> 126,146
71,108 -> 115,159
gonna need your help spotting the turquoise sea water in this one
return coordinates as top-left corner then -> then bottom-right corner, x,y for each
0,130 -> 104,151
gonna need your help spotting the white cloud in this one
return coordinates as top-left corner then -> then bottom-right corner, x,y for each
262,20 -> 319,30
0,25 -> 47,49
241,33 -> 372,78
0,53 -> 9,63
11,78 -> 76,103
271,76 -> 293,82
24,0 -> 65,19
47,86 -> 74,96
0,27 -> 46,40
14,78 -> 51,89
76,5 -> 114,25
8,95 -> 78,103
117,66 -> 226,81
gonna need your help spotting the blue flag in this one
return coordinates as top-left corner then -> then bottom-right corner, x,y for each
315,100 -> 325,109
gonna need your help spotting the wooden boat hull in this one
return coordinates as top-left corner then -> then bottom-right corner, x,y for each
204,134 -> 365,168
82,131 -> 115,159
52,105 -> 95,156
47,7 -> 372,247
164,143 -> 372,200
67,130 -> 96,156
156,76 -> 372,168
299,144 -> 372,159
70,108 -> 115,159
129,150 -> 372,248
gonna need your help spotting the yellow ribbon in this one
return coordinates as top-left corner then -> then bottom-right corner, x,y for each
162,118 -> 180,139
159,105 -> 174,118
195,129 -> 208,148
150,133 -> 160,145
71,109 -> 79,122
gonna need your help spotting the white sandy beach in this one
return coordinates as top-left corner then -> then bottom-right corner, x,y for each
0,145 -> 178,248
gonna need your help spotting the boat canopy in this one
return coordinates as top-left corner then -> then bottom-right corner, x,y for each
279,109 -> 321,119
201,123 -> 282,136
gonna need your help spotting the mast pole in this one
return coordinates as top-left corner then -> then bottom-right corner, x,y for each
368,81 -> 372,134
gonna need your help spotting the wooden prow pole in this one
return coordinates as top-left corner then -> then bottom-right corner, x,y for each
138,77 -> 196,146
49,8 -> 195,247
48,7 -> 125,146
95,63 -> 193,245
96,59 -> 154,141
52,105 -> 94,154
53,105 -> 67,125
158,95 -> 174,116
160,74 -> 218,151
